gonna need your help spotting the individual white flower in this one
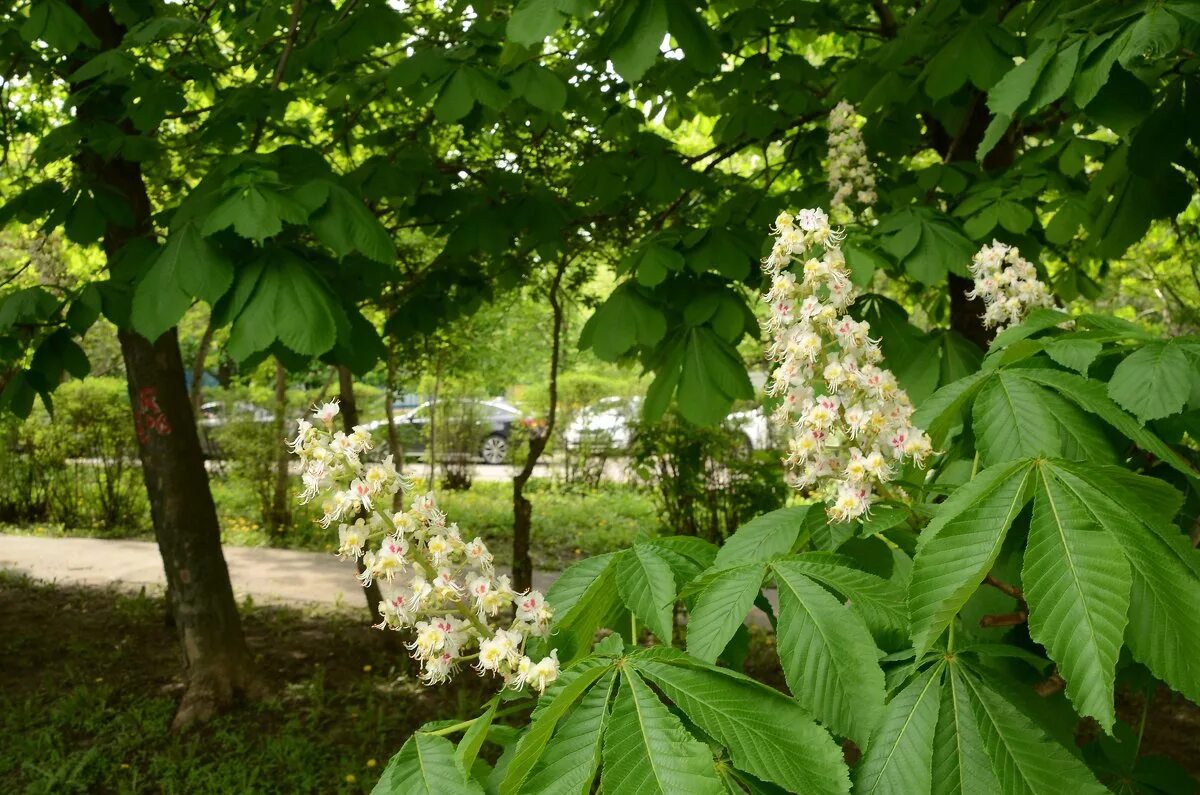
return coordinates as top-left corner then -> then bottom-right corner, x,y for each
337,520 -> 368,560
313,400 -> 340,425
527,651 -> 560,693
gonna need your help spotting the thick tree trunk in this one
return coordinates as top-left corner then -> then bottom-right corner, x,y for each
120,328 -> 262,728
337,365 -> 385,624
68,0 -> 258,730
512,259 -> 568,592
267,361 -> 290,540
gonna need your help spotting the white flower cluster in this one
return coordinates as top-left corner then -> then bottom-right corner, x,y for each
967,241 -> 1058,330
827,102 -> 877,219
291,401 -> 559,693
762,209 -> 933,521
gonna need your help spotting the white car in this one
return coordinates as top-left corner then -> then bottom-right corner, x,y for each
563,396 -> 772,452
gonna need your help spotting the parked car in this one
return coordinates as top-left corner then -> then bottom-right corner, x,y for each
365,398 -> 524,465
563,396 -> 772,453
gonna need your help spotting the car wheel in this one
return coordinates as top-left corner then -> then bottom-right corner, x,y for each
480,434 -> 508,465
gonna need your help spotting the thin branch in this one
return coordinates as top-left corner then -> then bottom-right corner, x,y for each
247,0 -> 303,152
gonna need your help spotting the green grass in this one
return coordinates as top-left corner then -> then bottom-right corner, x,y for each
0,572 -> 501,794
213,477 -> 660,570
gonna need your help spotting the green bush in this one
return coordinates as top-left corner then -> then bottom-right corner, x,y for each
631,412 -> 788,543
0,377 -> 147,533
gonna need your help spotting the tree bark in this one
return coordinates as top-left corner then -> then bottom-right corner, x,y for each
383,342 -> 406,511
68,0 -> 259,730
512,258 -> 568,592
267,361 -> 290,540
337,365 -> 385,624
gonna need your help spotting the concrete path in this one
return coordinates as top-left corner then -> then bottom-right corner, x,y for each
0,534 -> 559,609
0,533 -> 773,627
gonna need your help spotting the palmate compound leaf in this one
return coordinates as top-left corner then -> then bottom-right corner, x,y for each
772,561 -> 887,747
779,553 -> 908,643
1024,465 -> 1130,732
600,666 -> 723,795
854,663 -> 944,794
615,544 -> 676,643
372,732 -> 482,795
960,669 -> 1106,795
521,669 -> 618,795
631,648 -> 851,795
908,460 -> 1035,659
1043,462 -> 1200,704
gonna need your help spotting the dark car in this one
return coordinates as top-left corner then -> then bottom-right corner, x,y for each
365,398 -> 523,465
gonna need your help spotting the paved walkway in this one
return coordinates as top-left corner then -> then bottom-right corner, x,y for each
0,534 -> 558,609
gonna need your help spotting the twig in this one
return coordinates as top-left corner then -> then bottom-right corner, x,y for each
247,0 -> 303,152
980,611 -> 1027,628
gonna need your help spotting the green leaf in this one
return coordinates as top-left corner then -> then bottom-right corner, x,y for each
1107,342 -> 1191,422
522,669 -> 617,795
434,69 -> 475,122
855,664 -> 944,794
202,184 -> 309,242
961,672 -> 1107,795
632,651 -> 851,795
455,696 -> 498,774
20,0 -> 99,53
686,562 -> 765,664
500,663 -> 613,795
931,663 -> 999,795
780,554 -> 909,642
616,545 -> 676,643
508,0 -> 573,46
1017,368 -> 1197,480
908,460 -> 1035,658
226,254 -> 339,360
1042,462 -> 1200,705
606,0 -> 668,84
973,372 -> 1059,465
773,562 -> 886,746
1025,465 -> 1130,731
913,370 -> 992,447
310,182 -> 396,263
542,553 -> 624,665
987,42 -> 1053,117
600,667 -> 722,794
131,224 -> 232,341
665,2 -> 721,74
676,327 -> 753,426
1043,339 -> 1101,374
372,732 -> 482,795
713,505 -> 816,568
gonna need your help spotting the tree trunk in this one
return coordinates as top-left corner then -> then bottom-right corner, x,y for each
68,0 -> 258,730
337,365 -> 385,624
190,317 -> 215,413
120,328 -> 263,728
383,343 -> 405,511
512,258 -> 568,592
267,361 -> 290,540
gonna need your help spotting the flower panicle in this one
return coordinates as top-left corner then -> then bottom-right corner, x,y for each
291,403 -> 558,694
827,101 -> 877,221
967,241 -> 1058,330
762,209 -> 933,521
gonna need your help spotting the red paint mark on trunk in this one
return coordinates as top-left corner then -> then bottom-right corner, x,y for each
135,386 -> 173,442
